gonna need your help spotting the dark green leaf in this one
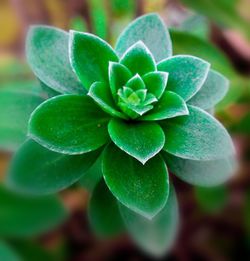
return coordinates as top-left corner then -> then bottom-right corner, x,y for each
27,26 -> 83,94
103,143 -> 169,219
142,71 -> 168,99
119,184 -> 179,257
7,139 -> 100,195
163,152 -> 236,186
0,84 -> 44,151
0,185 -> 67,237
88,180 -> 124,237
29,95 -> 110,154
108,119 -> 165,164
120,41 -> 156,76
69,31 -> 118,89
158,55 -> 210,101
161,105 -> 235,160
115,13 -> 172,62
141,91 -> 189,121
88,82 -> 127,119
187,70 -> 229,109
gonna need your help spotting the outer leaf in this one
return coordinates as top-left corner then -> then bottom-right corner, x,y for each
88,82 -> 127,119
115,13 -> 172,62
0,241 -> 19,261
141,91 -> 189,121
88,180 -> 124,237
161,105 -> 235,160
108,118 -> 165,164
142,71 -> 168,99
6,139 -> 100,195
119,184 -> 179,257
187,70 -> 229,109
120,41 -> 156,76
69,31 -> 118,89
158,55 -> 210,101
163,152 -> 236,187
109,62 -> 132,100
29,95 -> 110,154
27,26 -> 83,94
103,143 -> 169,219
0,185 -> 67,237
0,85 -> 44,151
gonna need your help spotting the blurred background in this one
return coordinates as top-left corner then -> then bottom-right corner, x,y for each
0,0 -> 250,260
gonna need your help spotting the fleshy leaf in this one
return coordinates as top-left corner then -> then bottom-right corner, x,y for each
163,152 -> 237,187
118,103 -> 153,119
119,184 -> 178,257
142,71 -> 169,99
120,41 -> 156,76
161,105 -> 235,160
141,91 -> 189,121
88,82 -> 128,119
103,143 -> 169,219
187,70 -> 229,109
88,180 -> 124,237
29,95 -> 110,154
0,84 -> 44,151
115,13 -> 172,62
126,74 -> 146,90
69,31 -> 118,89
6,140 -> 100,195
108,118 -> 165,164
158,55 -> 210,101
0,185 -> 67,237
109,62 -> 132,100
27,26 -> 83,94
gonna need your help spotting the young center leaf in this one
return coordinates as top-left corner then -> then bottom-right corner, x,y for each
115,13 -> 172,62
161,105 -> 235,160
158,55 -> 210,101
27,26 -> 83,94
103,143 -> 169,219
6,139 -> 100,195
108,118 -> 165,164
69,31 -> 118,89
29,95 -> 110,154
119,184 -> 179,257
88,180 -> 124,237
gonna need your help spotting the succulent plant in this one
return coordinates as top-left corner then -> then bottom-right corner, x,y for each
6,13 -> 236,256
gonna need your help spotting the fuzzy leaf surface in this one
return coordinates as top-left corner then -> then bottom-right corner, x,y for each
108,119 -> 165,164
29,95 -> 110,154
103,143 -> 169,219
115,13 -> 172,62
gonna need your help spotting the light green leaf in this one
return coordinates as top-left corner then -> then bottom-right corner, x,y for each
141,91 -> 189,121
0,85 -> 44,151
115,13 -> 172,62
88,180 -> 124,237
163,152 -> 237,186
161,105 -> 235,160
120,41 -> 156,76
119,184 -> 179,257
142,71 -> 168,99
158,55 -> 210,101
6,139 -> 100,195
108,118 -> 165,164
27,26 -> 83,94
0,185 -> 67,237
126,74 -> 146,90
69,31 -> 118,89
187,70 -> 229,109
109,62 -> 132,100
103,143 -> 169,219
0,241 -> 19,261
88,82 -> 127,119
29,95 -> 110,154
